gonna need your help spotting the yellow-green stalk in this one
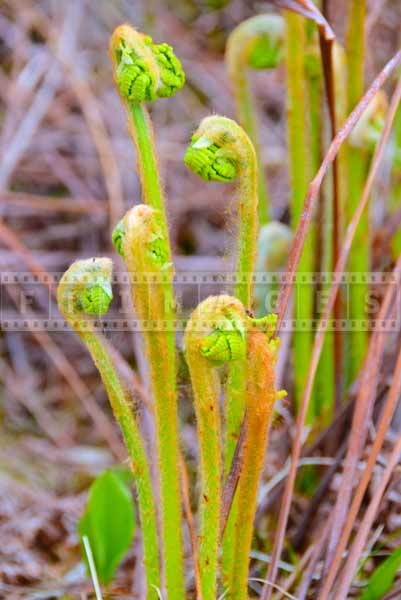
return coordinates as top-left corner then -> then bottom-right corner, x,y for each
285,12 -> 315,419
184,116 -> 259,587
115,206 -> 185,599
109,23 -> 185,248
184,295 -> 247,600
344,0 -> 367,387
231,323 -> 286,600
225,14 -> 285,224
57,258 -> 160,599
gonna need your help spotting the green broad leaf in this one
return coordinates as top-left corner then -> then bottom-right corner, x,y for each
360,544 -> 401,600
79,468 -> 135,585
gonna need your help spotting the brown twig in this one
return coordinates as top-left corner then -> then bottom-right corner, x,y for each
333,341 -> 401,599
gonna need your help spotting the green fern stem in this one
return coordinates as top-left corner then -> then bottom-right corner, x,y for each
344,0 -> 367,387
286,12 -> 315,420
184,295 -> 249,600
57,259 -> 160,600
225,15 -> 285,224
184,116 -> 259,590
231,327 -> 285,600
118,205 -> 185,600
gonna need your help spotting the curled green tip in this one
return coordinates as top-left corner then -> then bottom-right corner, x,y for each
122,204 -> 171,269
112,219 -> 125,257
57,258 -> 113,322
111,25 -> 185,103
200,328 -> 245,363
227,14 -> 285,74
79,282 -> 113,316
247,31 -> 284,70
153,42 -> 185,98
184,136 -> 239,182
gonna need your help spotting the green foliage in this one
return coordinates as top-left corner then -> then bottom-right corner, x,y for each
360,545 -> 401,600
79,469 -> 136,585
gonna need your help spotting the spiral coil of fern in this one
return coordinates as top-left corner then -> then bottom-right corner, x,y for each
57,258 -> 160,600
114,205 -> 185,600
184,115 -> 258,308
226,15 -> 285,224
110,24 -> 184,232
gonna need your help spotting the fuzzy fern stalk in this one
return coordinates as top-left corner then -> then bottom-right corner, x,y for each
184,115 -> 258,308
184,295 -> 247,600
113,206 -> 185,599
184,116 -> 259,587
57,259 -> 160,599
285,12 -> 315,420
225,14 -> 285,224
109,24 -> 185,245
231,321 -> 286,600
344,0 -> 367,388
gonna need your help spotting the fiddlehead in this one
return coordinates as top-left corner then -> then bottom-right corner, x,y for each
184,115 -> 258,308
110,24 -> 185,103
109,24 -> 185,259
185,116 -> 259,590
118,204 -> 184,600
226,14 -> 285,76
184,295 -> 248,600
57,259 -> 160,600
225,15 -> 285,224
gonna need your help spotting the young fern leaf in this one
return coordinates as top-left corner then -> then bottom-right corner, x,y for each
116,205 -> 185,600
57,258 -> 160,600
184,295 -> 248,600
109,23 -> 185,263
185,116 -> 259,589
110,24 -> 185,104
184,115 -> 258,308
226,15 -> 285,224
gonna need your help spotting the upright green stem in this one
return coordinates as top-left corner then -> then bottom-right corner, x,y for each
120,206 -> 185,600
345,0 -> 367,387
304,24 -> 334,423
226,15 -> 285,224
184,295 -> 248,600
286,12 -> 315,419
231,328 -> 284,600
109,26 -> 186,598
57,259 -> 160,600
184,116 -> 259,590
128,103 -> 165,215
